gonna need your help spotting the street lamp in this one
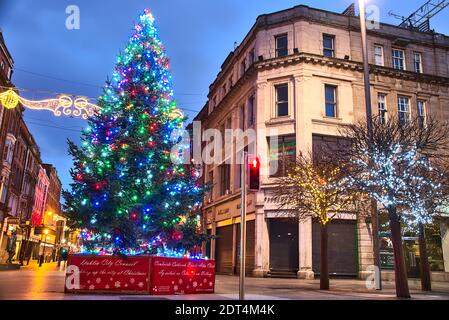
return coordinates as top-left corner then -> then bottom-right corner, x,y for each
359,0 -> 382,290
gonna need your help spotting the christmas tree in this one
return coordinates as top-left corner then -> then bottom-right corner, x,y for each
63,9 -> 206,256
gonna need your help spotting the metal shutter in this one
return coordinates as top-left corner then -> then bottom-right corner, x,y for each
312,220 -> 357,276
215,225 -> 233,274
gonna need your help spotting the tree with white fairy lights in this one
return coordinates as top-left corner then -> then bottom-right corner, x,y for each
343,116 -> 449,298
401,157 -> 449,292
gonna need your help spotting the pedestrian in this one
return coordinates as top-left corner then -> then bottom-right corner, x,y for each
6,231 -> 17,264
60,247 -> 69,269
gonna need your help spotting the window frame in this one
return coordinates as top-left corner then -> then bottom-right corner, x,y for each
323,34 -> 335,58
392,49 -> 406,70
374,45 -> 384,66
275,83 -> 289,118
324,84 -> 338,118
219,163 -> 231,196
397,95 -> 411,125
269,134 -> 296,178
247,95 -> 255,127
275,34 -> 288,58
417,100 -> 426,128
413,52 -> 423,74
378,93 -> 388,124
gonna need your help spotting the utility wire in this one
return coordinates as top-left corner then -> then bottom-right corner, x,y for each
13,67 -> 207,96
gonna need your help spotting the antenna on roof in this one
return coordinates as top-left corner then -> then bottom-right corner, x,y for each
389,0 -> 449,32
342,2 -> 356,17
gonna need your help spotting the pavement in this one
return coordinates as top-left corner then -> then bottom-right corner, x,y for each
1,261 -> 449,300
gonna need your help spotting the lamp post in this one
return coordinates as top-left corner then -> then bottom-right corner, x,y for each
39,228 -> 49,267
239,151 -> 247,300
359,0 -> 382,290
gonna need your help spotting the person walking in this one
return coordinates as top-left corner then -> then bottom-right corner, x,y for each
59,246 -> 68,270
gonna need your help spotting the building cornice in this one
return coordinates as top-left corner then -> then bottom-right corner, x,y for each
197,52 -> 449,125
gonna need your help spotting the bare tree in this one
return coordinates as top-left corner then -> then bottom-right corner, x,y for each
272,151 -> 360,290
342,116 -> 449,298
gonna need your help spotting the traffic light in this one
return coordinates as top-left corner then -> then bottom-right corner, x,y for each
248,155 -> 260,191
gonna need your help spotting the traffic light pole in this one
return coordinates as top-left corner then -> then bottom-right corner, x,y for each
239,151 -> 247,300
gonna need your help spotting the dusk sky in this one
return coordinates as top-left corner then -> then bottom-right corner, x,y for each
1,0 -> 449,191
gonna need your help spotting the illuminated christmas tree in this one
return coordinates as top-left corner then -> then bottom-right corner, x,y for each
63,9 -> 206,256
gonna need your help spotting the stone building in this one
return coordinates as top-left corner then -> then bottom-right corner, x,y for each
193,4 -> 449,278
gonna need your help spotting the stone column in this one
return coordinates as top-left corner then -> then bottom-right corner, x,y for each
298,217 -> 314,279
357,216 -> 375,279
253,204 -> 268,277
441,220 -> 449,273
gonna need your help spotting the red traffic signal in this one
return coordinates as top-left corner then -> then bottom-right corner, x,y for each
248,155 -> 260,191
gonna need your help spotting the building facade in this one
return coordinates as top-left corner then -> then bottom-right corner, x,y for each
193,5 -> 449,278
0,30 -> 63,264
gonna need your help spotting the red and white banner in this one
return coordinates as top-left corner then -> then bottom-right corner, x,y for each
150,256 -> 215,295
65,255 -> 215,295
65,255 -> 151,294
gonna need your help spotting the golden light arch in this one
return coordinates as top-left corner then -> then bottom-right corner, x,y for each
0,89 -> 185,120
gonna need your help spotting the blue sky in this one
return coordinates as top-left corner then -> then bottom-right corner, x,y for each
1,0 -> 449,191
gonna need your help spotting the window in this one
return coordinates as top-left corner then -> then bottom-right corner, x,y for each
378,94 -> 387,124
240,60 -> 246,76
247,95 -> 255,126
414,52 -> 423,73
3,139 -> 14,165
219,164 -> 231,196
392,49 -> 405,70
374,45 -> 384,66
398,96 -> 410,125
323,34 -> 335,57
269,135 -> 296,177
275,84 -> 289,117
239,105 -> 245,130
417,100 -> 426,128
208,171 -> 214,200
249,48 -> 255,65
0,176 -> 8,204
275,34 -> 288,57
0,60 -> 4,70
325,85 -> 337,118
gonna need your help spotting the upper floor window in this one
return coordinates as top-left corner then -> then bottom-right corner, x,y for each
398,96 -> 410,125
0,60 -> 5,70
392,49 -> 405,70
378,93 -> 387,124
3,139 -> 14,165
269,135 -> 296,177
275,34 -> 288,57
247,95 -> 255,127
275,84 -> 289,117
374,45 -> 384,66
417,100 -> 426,128
219,163 -> 231,196
323,34 -> 335,58
240,59 -> 247,76
414,52 -> 423,73
249,48 -> 255,65
325,85 -> 337,118
239,105 -> 245,130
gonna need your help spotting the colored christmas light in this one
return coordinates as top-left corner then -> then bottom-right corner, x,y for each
63,9 -> 207,256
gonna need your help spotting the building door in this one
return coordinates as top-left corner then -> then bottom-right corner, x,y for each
215,225 -> 233,274
312,220 -> 357,276
269,219 -> 299,272
236,220 -> 255,275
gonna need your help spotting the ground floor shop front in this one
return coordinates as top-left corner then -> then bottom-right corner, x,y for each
204,197 -> 449,279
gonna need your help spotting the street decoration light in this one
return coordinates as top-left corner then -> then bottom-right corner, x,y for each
0,89 -> 99,119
